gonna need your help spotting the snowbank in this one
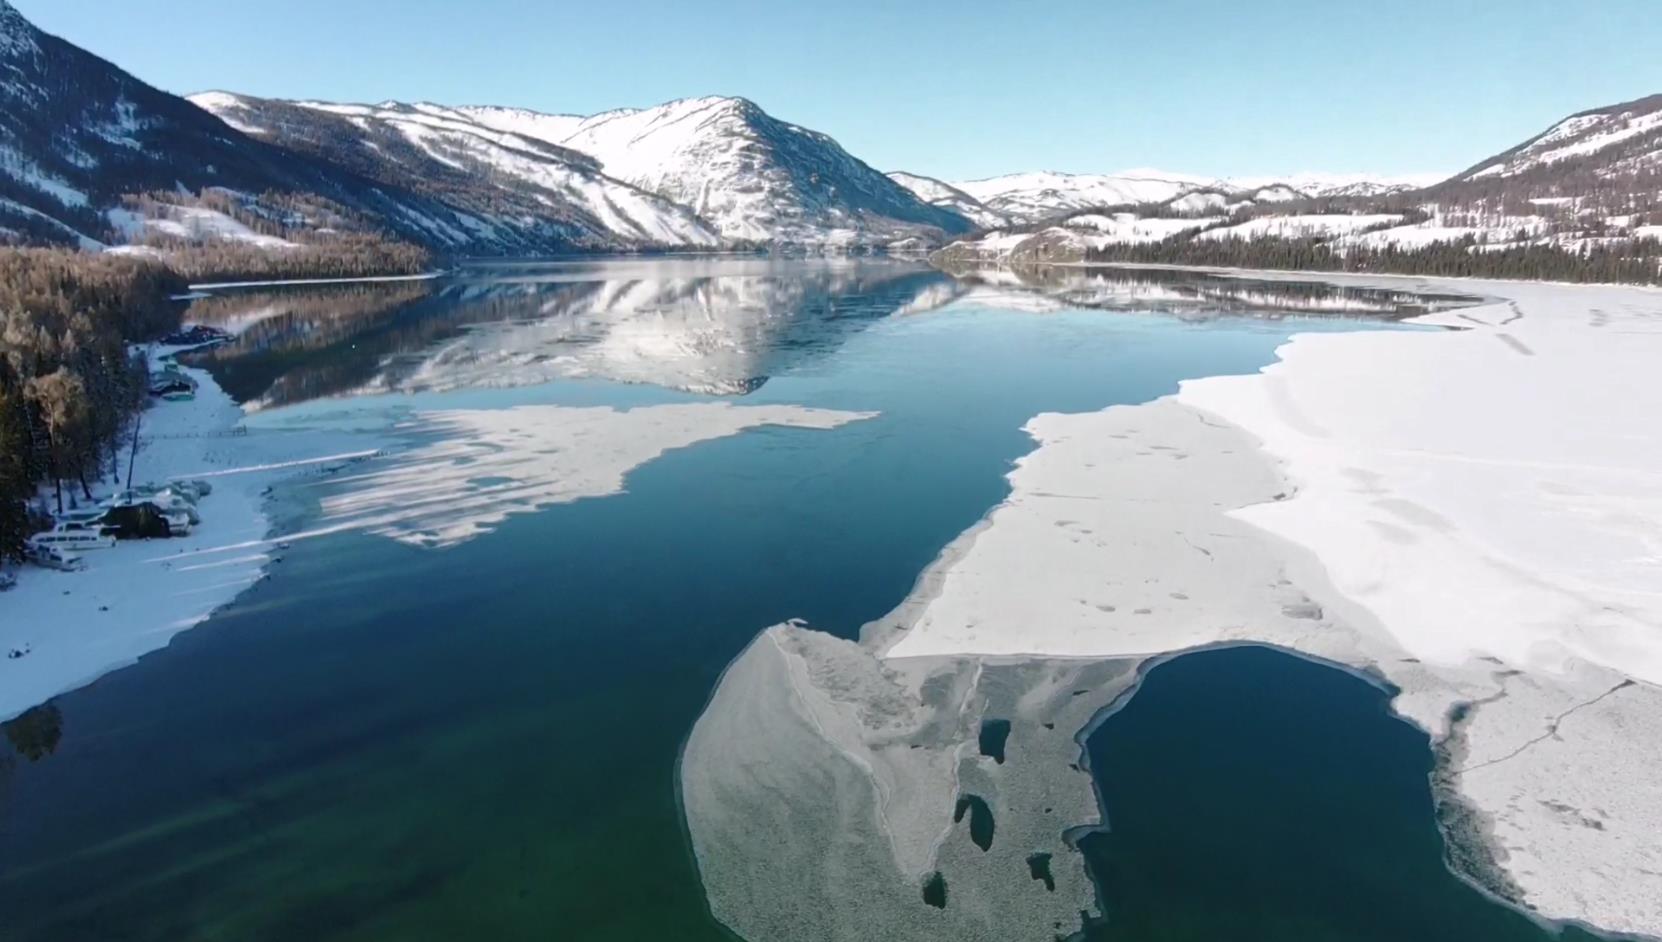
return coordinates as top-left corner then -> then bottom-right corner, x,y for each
0,353 -> 373,721
106,205 -> 298,250
1181,282 -> 1662,687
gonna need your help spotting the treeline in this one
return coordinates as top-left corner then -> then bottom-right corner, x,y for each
155,234 -> 434,284
0,250 -> 187,560
117,188 -> 406,246
1427,149 -> 1662,222
115,189 -> 435,283
1084,235 -> 1662,286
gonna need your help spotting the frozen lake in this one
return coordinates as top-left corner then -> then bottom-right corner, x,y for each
3,258 -> 1565,942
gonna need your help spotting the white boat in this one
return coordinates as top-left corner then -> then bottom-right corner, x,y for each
57,507 -> 112,525
26,543 -> 85,571
161,479 -> 213,501
27,525 -> 116,552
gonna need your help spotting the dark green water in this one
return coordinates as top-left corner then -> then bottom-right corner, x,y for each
1079,646 -> 1607,942
0,260 -> 1526,941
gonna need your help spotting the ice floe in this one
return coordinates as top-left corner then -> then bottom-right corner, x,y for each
682,622 -> 1135,940
316,403 -> 875,548
878,271 -> 1662,936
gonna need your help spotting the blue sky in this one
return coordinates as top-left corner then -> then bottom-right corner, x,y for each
16,0 -> 1662,182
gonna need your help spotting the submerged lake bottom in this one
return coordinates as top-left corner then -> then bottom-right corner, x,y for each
0,259 -> 1593,941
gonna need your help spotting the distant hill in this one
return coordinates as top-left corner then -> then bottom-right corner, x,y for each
933,170 -> 1443,226
930,95 -> 1662,283
947,171 -> 1206,224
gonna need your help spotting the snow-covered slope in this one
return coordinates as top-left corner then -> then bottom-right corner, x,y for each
952,171 -> 1207,223
1221,172 -> 1447,196
886,171 -> 1009,229
187,94 -> 721,252
947,170 -> 1445,224
106,203 -> 295,249
0,0 -> 462,250
1461,95 -> 1662,182
1164,190 -> 1237,215
1431,94 -> 1662,225
934,213 -> 1225,266
461,96 -> 972,245
1195,213 -> 1404,241
449,105 -> 588,151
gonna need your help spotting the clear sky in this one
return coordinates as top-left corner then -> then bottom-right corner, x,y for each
15,0 -> 1662,182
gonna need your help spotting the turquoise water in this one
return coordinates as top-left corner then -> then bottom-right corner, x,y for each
1078,647 -> 1607,942
0,260 -> 1519,940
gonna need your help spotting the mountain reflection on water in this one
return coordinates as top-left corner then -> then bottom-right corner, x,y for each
937,262 -> 1478,319
181,258 -> 1471,409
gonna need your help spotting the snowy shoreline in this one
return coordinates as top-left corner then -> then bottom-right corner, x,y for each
0,356 -> 879,723
0,349 -> 384,722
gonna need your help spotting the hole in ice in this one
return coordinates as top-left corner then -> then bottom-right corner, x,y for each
954,794 -> 995,851
979,719 -> 1012,764
1027,852 -> 1056,892
922,871 -> 947,909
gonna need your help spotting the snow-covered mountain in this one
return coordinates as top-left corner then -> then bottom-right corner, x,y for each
0,0 -> 461,250
1460,95 -> 1662,182
886,172 -> 1010,229
1219,172 -> 1446,197
457,97 -> 972,245
1431,93 -> 1662,224
936,95 -> 1662,266
0,0 -> 967,255
4,0 -> 1656,266
941,169 -> 1447,225
949,171 -> 1208,223
187,94 -> 722,252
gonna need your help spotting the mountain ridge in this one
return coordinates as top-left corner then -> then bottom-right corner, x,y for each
453,95 -> 973,244
1,0 -> 1657,274
0,0 -> 520,260
185,93 -> 724,253
941,169 -> 1447,226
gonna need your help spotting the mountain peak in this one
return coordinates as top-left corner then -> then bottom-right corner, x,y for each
454,93 -> 970,244
660,94 -> 758,113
